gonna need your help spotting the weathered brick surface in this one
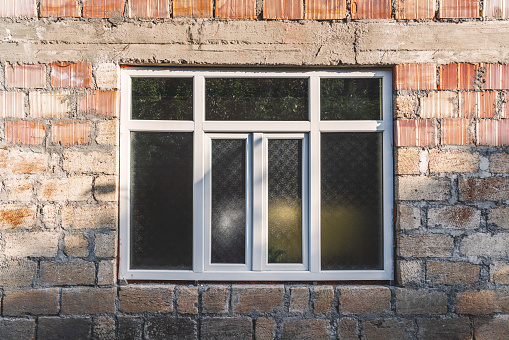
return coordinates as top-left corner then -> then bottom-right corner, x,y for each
397,260 -> 423,286
29,91 -> 69,118
393,64 -> 437,90
96,120 -> 118,145
0,204 -> 37,228
118,316 -> 143,340
3,288 -> 59,316
396,176 -> 450,201
51,62 -> 92,88
40,260 -> 95,286
491,261 -> 509,284
178,286 -> 199,314
490,152 -> 509,173
427,261 -> 480,285
201,317 -> 252,340
0,91 -> 24,118
232,285 -> 285,314
394,95 -> 418,118
5,63 -> 45,88
63,150 -> 116,174
363,319 -> 413,339
281,319 -> 329,340
39,176 -> 93,201
4,178 -> 35,202
61,287 -> 116,314
417,318 -> 472,340
78,90 -> 119,117
396,288 -> 448,314
459,177 -> 509,201
427,205 -> 481,229
397,205 -> 421,230
61,204 -> 117,229
5,120 -> 46,145
337,317 -> 358,340
94,232 -> 117,258
419,91 -> 457,118
429,149 -> 478,173
474,315 -> 509,340
256,317 -> 276,340
93,316 -> 116,340
95,63 -> 119,89
38,317 -> 92,340
119,285 -> 174,313
395,148 -> 420,175
4,231 -> 59,257
202,285 -> 229,314
144,316 -> 197,340
394,120 -> 438,147
64,233 -> 88,257
456,290 -> 495,314
94,176 -> 117,201
290,287 -> 309,313
0,319 -> 35,340
97,260 -> 116,286
0,149 -> 48,174
441,118 -> 473,145
0,259 -> 36,286
313,286 -> 334,314
399,234 -> 454,258
339,286 -> 391,314
461,233 -> 509,257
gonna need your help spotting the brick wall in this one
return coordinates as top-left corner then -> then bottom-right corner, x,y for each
0,0 -> 509,339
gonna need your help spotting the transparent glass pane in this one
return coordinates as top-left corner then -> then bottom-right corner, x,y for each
321,133 -> 383,270
130,132 -> 193,269
268,139 -> 303,263
321,78 -> 382,120
131,77 -> 193,120
211,139 -> 246,264
206,78 -> 308,120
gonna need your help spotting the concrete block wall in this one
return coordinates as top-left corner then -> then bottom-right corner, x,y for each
0,0 -> 509,339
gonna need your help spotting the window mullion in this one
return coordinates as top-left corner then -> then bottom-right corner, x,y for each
252,133 -> 264,271
193,75 -> 205,273
309,75 -> 321,273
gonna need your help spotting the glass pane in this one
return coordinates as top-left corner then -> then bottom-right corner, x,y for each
321,78 -> 382,120
321,133 -> 383,270
206,78 -> 308,120
131,77 -> 193,120
130,132 -> 193,269
211,139 -> 246,264
268,139 -> 303,263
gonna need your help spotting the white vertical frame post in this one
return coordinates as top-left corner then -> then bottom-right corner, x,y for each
193,75 -> 205,273
252,133 -> 264,271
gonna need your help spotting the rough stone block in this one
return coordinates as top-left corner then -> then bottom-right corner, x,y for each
417,317 -> 471,340
94,176 -> 117,202
93,316 -> 115,340
399,234 -> 454,258
396,176 -> 450,201
4,179 -> 35,202
61,287 -> 116,315
4,149 -> 48,173
94,232 -> 117,258
394,95 -> 418,119
313,286 -> 334,314
456,290 -> 495,314
281,319 -> 329,340
38,317 -> 91,340
256,317 -> 275,340
429,149 -> 478,173
397,205 -> 421,230
144,316 -> 197,340
490,152 -> 509,173
42,204 -> 59,229
63,150 -> 116,174
491,261 -> 509,284
396,288 -> 448,314
489,206 -> 509,229
177,286 -> 199,314
474,315 -> 509,340
201,317 -> 252,340
232,285 -> 285,314
64,233 -> 88,257
363,319 -> 413,340
40,260 -> 95,286
460,177 -> 509,201
62,204 -> 117,229
461,233 -> 509,257
395,148 -> 420,175
202,285 -> 229,314
118,316 -> 143,340
4,232 -> 59,257
428,205 -> 481,229
0,318 -> 35,340
39,176 -> 93,201
427,261 -> 479,285
290,287 -> 309,313
397,260 -> 423,286
96,120 -> 118,145
0,204 -> 37,228
3,288 -> 59,316
95,63 -> 119,89
337,317 -> 358,340
339,286 -> 391,314
0,259 -> 36,287
119,285 -> 174,313
98,260 -> 116,286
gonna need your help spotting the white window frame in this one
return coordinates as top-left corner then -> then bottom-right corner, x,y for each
119,68 -> 393,281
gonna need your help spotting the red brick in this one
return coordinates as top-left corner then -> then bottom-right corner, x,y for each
441,119 -> 473,145
83,0 -> 124,18
484,0 -> 509,19
394,120 -> 438,147
419,91 -> 457,118
215,0 -> 256,18
482,64 -> 509,90
0,0 -> 36,17
77,91 -> 119,117
351,0 -> 391,18
129,0 -> 171,18
40,0 -> 80,17
305,0 -> 346,19
263,0 -> 304,19
460,91 -> 497,118
394,64 -> 437,90
61,287 -> 116,314
395,0 -> 435,19
439,0 -> 480,18
51,62 -> 92,88
5,121 -> 46,145
439,64 -> 476,90
0,92 -> 25,118
477,119 -> 509,146
51,120 -> 91,145
29,91 -> 69,118
504,93 -> 509,118
5,63 -> 45,88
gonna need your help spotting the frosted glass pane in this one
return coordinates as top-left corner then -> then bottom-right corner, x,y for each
211,139 -> 246,264
321,133 -> 383,270
268,139 -> 302,264
131,77 -> 193,120
130,132 -> 193,269
321,78 -> 382,120
206,78 -> 308,120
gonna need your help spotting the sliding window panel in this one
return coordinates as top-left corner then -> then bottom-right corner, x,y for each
130,132 -> 193,270
320,132 -> 383,270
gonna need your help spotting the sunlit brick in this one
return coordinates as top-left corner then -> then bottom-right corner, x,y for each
481,63 -> 509,90
83,0 -> 125,18
441,118 -> 473,145
215,0 -> 256,18
263,0 -> 303,19
439,64 -> 476,90
5,63 -> 46,88
439,0 -> 479,18
129,0 -> 171,18
395,0 -> 435,19
5,121 -> 46,145
77,91 -> 119,117
0,92 -> 25,118
305,0 -> 346,19
29,91 -> 69,118
51,62 -> 92,88
394,120 -> 438,147
0,0 -> 36,17
477,119 -> 509,146
394,64 -> 437,91
351,0 -> 391,19
40,0 -> 80,17
484,0 -> 509,18
459,91 -> 497,118
51,121 -> 91,145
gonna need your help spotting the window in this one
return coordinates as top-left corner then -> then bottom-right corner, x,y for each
120,69 -> 393,281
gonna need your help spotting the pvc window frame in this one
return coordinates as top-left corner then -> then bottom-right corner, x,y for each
119,68 -> 394,281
